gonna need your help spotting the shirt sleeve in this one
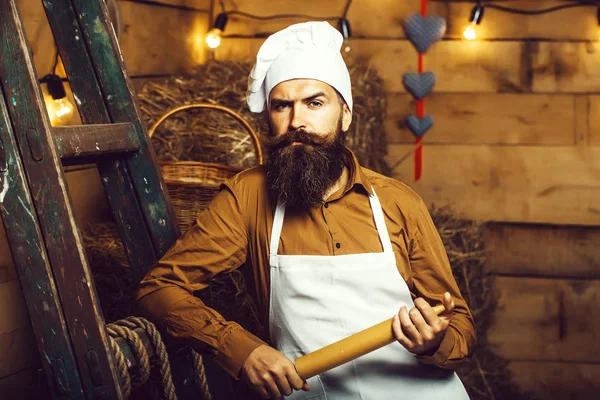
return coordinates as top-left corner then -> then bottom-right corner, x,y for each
135,186 -> 266,378
408,199 -> 477,368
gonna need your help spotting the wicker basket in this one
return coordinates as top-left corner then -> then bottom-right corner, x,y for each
149,103 -> 264,232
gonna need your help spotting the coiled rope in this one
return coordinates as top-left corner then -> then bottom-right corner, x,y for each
106,316 -> 211,399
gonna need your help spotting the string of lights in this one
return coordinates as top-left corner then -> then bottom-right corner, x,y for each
206,0 -> 354,49
463,1 -> 599,40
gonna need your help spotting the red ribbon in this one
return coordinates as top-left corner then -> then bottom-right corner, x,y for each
414,0 -> 428,181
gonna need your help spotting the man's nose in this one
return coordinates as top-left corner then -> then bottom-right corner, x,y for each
289,103 -> 306,131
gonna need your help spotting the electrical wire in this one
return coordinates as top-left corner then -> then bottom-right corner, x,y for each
52,49 -> 60,75
484,1 -> 592,15
223,10 -> 342,21
342,0 -> 353,18
118,0 -> 208,13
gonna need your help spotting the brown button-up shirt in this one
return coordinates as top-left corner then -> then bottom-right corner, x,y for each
136,152 -> 476,378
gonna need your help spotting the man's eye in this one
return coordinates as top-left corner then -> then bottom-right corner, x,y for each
273,103 -> 288,110
309,101 -> 322,107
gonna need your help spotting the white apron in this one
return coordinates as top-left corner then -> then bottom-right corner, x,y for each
269,190 -> 469,399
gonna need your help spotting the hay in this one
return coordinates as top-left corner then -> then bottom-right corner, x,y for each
137,60 -> 390,175
83,223 -> 135,323
83,222 -> 263,337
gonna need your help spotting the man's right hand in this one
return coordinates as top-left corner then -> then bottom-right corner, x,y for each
240,345 -> 310,399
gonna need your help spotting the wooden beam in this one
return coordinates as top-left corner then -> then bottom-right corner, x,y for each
220,1 -> 598,41
446,1 -> 599,41
0,19 -> 85,394
53,123 -> 140,165
532,41 -> 600,93
488,277 -> 600,363
216,38 -> 526,93
485,223 -> 600,279
388,144 -> 600,226
118,1 -> 209,76
386,93 -> 576,145
70,0 -> 182,261
220,0 -> 439,38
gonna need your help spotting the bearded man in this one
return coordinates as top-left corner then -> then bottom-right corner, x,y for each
137,21 -> 475,400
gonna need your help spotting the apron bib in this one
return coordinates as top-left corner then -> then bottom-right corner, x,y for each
269,190 -> 469,399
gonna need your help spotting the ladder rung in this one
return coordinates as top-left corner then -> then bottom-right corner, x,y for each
53,123 -> 140,165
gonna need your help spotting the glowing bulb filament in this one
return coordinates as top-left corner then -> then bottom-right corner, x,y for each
54,99 -> 72,118
463,22 -> 477,40
205,28 -> 222,49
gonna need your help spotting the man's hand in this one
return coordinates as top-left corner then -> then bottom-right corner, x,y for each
392,292 -> 454,355
240,344 -> 310,399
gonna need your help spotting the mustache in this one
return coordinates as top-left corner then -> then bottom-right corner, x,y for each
265,129 -> 331,150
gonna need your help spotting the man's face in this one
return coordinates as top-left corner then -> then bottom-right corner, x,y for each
264,79 -> 353,211
268,79 -> 352,138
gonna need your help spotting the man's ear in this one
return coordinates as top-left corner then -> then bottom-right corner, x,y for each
341,104 -> 352,132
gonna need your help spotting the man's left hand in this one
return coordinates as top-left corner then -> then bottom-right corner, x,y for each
392,292 -> 454,355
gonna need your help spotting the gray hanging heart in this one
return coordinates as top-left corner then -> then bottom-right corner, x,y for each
402,72 -> 436,100
406,115 -> 434,137
403,14 -> 446,54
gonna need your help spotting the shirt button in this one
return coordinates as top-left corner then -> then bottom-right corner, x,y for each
336,242 -> 341,249
324,202 -> 329,208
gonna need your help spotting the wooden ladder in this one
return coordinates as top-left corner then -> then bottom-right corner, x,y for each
0,0 -> 183,398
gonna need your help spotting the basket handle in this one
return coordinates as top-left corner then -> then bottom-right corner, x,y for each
147,103 -> 264,165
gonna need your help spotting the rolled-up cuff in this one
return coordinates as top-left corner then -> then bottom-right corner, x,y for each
415,329 -> 455,368
214,328 -> 266,378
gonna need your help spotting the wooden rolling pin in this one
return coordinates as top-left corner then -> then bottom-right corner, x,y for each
294,304 -> 447,380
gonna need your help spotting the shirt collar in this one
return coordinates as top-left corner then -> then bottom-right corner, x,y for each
329,148 -> 374,201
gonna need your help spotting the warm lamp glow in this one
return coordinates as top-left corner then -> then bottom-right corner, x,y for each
45,96 -> 75,126
205,28 -> 222,49
463,22 -> 477,40
41,74 -> 75,126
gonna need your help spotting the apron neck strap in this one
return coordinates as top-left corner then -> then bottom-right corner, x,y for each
368,188 -> 394,253
269,189 -> 394,256
270,199 -> 286,256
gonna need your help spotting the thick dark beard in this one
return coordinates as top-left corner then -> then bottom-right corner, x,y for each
265,123 -> 348,212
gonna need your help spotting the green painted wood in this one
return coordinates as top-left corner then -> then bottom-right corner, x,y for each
53,123 -> 140,165
70,0 -> 181,259
0,1 -> 123,398
43,0 -> 162,282
0,71 -> 85,400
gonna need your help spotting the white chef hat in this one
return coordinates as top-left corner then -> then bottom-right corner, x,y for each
247,21 -> 353,113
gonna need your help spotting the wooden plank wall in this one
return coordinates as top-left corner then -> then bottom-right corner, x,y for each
3,1 -> 599,398
212,1 -> 600,398
0,0 -> 211,393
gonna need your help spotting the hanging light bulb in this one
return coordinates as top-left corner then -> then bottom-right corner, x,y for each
463,3 -> 484,40
205,13 -> 228,49
42,74 -> 75,126
339,18 -> 352,53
